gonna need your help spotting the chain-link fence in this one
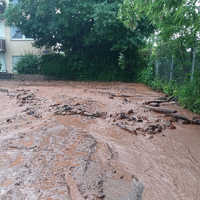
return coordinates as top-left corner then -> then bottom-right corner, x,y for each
154,52 -> 200,83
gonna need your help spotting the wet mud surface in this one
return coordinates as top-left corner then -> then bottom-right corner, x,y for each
0,81 -> 200,200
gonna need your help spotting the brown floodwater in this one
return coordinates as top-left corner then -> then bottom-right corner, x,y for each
0,80 -> 200,200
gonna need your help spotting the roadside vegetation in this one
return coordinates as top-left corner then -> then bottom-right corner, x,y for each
121,0 -> 200,113
3,0 -> 200,113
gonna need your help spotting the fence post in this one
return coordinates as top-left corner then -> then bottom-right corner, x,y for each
155,60 -> 159,78
191,47 -> 196,82
170,56 -> 174,81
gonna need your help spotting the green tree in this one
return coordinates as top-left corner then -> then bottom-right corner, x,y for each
4,0 -> 153,80
119,0 -> 200,80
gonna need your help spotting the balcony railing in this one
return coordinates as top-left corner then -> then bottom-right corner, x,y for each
0,39 -> 6,52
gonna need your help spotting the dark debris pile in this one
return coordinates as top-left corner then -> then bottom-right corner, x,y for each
52,103 -> 107,119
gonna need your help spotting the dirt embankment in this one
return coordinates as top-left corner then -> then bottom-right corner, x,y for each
0,80 -> 200,200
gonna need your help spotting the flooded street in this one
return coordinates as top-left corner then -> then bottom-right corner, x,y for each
0,80 -> 200,200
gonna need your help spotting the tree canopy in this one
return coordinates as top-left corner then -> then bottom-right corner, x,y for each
4,0 -> 154,80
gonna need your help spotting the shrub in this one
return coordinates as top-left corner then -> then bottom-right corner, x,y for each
177,77 -> 200,113
39,53 -> 136,81
15,54 -> 41,74
139,65 -> 200,114
138,65 -> 154,85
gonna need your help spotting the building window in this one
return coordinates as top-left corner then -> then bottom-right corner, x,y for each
0,21 -> 5,39
11,26 -> 23,39
10,0 -> 19,5
0,53 -> 6,72
12,56 -> 24,72
11,26 -> 32,40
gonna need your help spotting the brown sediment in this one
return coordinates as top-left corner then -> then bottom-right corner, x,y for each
0,80 -> 200,200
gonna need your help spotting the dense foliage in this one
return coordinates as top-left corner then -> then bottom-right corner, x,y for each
5,0 -> 154,81
119,0 -> 200,113
15,54 -> 41,74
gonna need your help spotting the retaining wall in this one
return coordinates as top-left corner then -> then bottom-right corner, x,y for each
0,73 -> 48,81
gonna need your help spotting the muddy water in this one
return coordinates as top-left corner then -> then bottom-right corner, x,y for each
0,80 -> 200,200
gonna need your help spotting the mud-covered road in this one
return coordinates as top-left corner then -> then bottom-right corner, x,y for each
0,80 -> 200,200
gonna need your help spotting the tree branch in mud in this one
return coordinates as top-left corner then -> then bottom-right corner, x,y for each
165,113 -> 200,125
54,104 -> 107,119
144,96 -> 176,106
111,94 -> 134,98
116,123 -> 138,135
143,106 -> 177,114
145,105 -> 200,125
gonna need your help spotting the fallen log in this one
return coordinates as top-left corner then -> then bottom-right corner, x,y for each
160,101 -> 177,106
192,119 -> 200,125
165,113 -> 191,122
165,113 -> 200,125
55,108 -> 107,119
144,96 -> 176,105
144,100 -> 168,105
111,94 -> 134,98
144,106 -> 177,114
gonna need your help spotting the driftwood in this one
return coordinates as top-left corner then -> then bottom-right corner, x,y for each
165,113 -> 190,122
69,111 -> 107,118
144,96 -> 176,105
111,94 -> 134,98
145,105 -> 200,125
192,120 -> 200,125
116,123 -> 137,135
159,101 -> 177,106
144,106 -> 177,114
55,106 -> 107,119
165,113 -> 200,125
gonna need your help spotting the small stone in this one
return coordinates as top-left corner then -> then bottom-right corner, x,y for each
169,123 -> 176,129
182,120 -> 191,124
148,135 -> 154,139
124,98 -> 128,103
98,193 -> 106,199
119,113 -> 126,120
6,119 -> 12,123
128,109 -> 134,114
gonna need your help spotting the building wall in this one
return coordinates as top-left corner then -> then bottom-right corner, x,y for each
0,0 -> 43,73
4,22 -> 43,72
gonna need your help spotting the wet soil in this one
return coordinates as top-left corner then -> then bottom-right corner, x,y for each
0,80 -> 200,200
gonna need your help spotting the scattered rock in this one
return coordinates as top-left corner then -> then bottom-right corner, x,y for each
169,123 -> 176,129
145,124 -> 163,134
148,135 -> 154,139
116,123 -> 137,135
128,109 -> 134,114
54,103 -> 107,119
6,119 -> 12,123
